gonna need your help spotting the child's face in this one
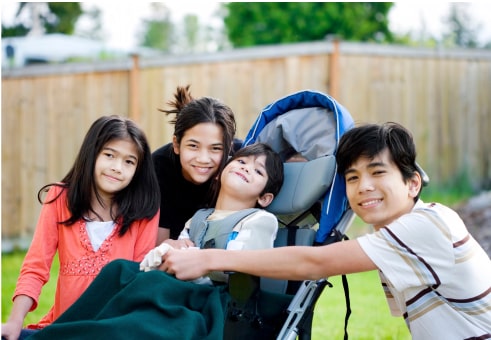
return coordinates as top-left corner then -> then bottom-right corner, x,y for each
173,122 -> 224,185
94,138 -> 138,199
220,154 -> 270,205
343,149 -> 420,230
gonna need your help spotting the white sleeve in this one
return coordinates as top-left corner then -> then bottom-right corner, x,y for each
226,210 -> 278,250
177,219 -> 191,240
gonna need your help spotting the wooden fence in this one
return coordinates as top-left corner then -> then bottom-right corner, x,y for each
2,40 -> 491,243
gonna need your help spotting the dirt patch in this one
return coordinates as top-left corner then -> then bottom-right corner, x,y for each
453,191 -> 491,257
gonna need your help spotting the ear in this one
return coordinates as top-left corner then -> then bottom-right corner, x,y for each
172,136 -> 180,154
408,171 -> 422,198
257,193 -> 274,208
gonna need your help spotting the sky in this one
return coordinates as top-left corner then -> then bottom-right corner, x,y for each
2,2 -> 491,51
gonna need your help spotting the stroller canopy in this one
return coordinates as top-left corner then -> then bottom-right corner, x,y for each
243,90 -> 354,243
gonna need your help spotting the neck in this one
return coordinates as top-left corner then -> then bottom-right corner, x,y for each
215,194 -> 256,211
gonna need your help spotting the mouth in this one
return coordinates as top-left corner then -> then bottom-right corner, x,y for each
359,199 -> 382,207
233,171 -> 249,182
193,166 -> 213,174
103,174 -> 121,182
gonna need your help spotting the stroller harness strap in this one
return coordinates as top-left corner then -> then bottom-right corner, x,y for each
189,208 -> 260,249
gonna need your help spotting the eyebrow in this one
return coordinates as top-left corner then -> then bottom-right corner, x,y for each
103,147 -> 138,161
184,138 -> 223,146
344,161 -> 387,175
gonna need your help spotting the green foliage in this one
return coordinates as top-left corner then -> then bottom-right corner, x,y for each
139,3 -> 174,52
223,2 -> 394,47
44,3 -> 82,35
442,3 -> 480,48
1,3 -> 82,38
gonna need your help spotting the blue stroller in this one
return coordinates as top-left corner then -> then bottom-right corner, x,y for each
224,90 -> 355,339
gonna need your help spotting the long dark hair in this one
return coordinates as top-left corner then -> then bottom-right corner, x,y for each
160,85 -> 237,172
38,115 -> 160,236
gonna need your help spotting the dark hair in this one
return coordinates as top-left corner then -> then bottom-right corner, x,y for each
232,143 -> 284,198
207,143 -> 284,207
160,85 -> 237,172
38,115 -> 160,236
336,122 -> 422,201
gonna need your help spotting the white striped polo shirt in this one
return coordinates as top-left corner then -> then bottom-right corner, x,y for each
358,200 -> 491,339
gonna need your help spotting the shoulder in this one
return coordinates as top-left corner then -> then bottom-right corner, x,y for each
42,183 -> 67,202
400,201 -> 467,239
238,209 -> 277,227
152,143 -> 180,179
152,143 -> 176,164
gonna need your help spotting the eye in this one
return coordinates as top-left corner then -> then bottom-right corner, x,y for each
255,169 -> 264,176
212,145 -> 223,152
345,175 -> 358,183
126,159 -> 137,166
372,170 -> 386,176
103,152 -> 114,158
237,159 -> 245,164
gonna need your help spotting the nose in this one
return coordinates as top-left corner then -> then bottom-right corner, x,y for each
240,162 -> 251,173
111,159 -> 123,173
358,175 -> 374,193
196,149 -> 211,163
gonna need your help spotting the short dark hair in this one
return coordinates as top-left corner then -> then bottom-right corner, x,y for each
336,122 -> 422,201
231,143 -> 284,197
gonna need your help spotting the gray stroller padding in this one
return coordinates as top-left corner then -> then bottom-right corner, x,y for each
266,155 -> 336,215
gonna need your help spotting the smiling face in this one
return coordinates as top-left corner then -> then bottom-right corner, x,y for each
344,149 -> 421,230
173,122 -> 224,185
94,138 -> 139,200
219,154 -> 273,208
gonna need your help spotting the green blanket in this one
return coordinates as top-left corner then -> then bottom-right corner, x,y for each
31,259 -> 229,340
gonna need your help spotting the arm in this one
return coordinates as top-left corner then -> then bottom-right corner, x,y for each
157,228 -> 170,245
162,237 -> 377,281
5,187 -> 62,334
1,295 -> 34,339
133,211 -> 160,261
227,211 -> 277,250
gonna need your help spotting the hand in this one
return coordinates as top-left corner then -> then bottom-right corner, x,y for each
160,248 -> 210,280
164,238 -> 195,249
1,320 -> 22,340
139,243 -> 172,271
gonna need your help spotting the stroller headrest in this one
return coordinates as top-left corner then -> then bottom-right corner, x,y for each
266,155 -> 336,215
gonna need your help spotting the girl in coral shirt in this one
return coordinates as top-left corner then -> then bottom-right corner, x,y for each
2,115 -> 160,340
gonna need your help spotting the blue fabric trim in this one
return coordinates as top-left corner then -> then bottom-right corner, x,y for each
243,90 -> 354,243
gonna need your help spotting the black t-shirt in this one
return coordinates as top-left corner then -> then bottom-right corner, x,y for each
152,143 -> 213,240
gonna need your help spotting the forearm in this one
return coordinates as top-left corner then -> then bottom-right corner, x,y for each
207,239 -> 376,280
7,295 -> 34,325
164,238 -> 376,281
206,246 -> 327,281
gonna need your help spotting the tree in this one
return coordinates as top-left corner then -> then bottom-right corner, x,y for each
442,3 -> 480,48
75,5 -> 104,41
138,3 -> 174,52
222,2 -> 394,47
2,2 -> 82,38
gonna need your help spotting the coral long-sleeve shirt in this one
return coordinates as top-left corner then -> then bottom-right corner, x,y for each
13,185 -> 159,329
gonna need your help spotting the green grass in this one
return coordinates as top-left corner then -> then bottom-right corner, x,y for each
2,251 -> 59,325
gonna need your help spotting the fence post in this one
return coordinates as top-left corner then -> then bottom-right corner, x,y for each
130,53 -> 140,123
